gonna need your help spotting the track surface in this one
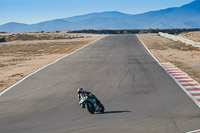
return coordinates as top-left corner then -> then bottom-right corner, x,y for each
0,35 -> 200,133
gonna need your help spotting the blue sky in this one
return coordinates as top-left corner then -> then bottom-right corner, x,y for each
0,0 -> 194,25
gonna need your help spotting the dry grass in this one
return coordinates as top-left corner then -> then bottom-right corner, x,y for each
178,31 -> 200,42
0,40 -> 92,55
138,33 -> 200,83
0,31 -> 85,41
0,33 -> 104,92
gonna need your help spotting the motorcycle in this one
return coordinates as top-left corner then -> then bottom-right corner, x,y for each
79,95 -> 104,114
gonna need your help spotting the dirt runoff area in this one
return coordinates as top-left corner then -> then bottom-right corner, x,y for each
0,33 -> 104,92
138,33 -> 200,83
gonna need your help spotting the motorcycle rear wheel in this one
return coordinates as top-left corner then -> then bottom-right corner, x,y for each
99,104 -> 105,113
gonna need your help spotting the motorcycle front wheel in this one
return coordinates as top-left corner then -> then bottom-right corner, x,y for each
86,102 -> 95,114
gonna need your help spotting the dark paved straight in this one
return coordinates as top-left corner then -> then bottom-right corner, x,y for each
0,35 -> 200,133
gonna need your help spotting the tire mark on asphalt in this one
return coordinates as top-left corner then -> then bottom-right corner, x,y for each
171,116 -> 180,133
117,70 -> 130,91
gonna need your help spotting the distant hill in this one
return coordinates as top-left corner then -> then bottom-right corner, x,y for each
0,22 -> 30,33
63,11 -> 132,22
0,19 -> 71,32
1,0 -> 200,32
31,19 -> 71,31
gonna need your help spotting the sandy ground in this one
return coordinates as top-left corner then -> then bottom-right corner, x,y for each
138,33 -> 200,83
178,31 -> 200,42
0,33 -> 104,92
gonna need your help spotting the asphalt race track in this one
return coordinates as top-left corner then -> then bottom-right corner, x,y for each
0,35 -> 200,133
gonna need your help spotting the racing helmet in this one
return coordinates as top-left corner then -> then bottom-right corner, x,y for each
77,88 -> 83,93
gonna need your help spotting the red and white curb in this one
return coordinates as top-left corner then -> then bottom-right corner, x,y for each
161,62 -> 200,108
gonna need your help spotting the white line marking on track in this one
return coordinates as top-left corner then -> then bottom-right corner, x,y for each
178,79 -> 193,81
184,86 -> 200,88
193,96 -> 200,99
186,129 -> 200,133
189,91 -> 200,93
0,36 -> 106,96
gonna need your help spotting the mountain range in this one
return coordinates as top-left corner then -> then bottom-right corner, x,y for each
1,0 -> 200,32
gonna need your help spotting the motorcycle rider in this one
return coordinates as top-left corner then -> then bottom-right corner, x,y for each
77,88 -> 100,108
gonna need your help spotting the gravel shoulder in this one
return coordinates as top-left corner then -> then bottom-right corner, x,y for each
138,33 -> 200,83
